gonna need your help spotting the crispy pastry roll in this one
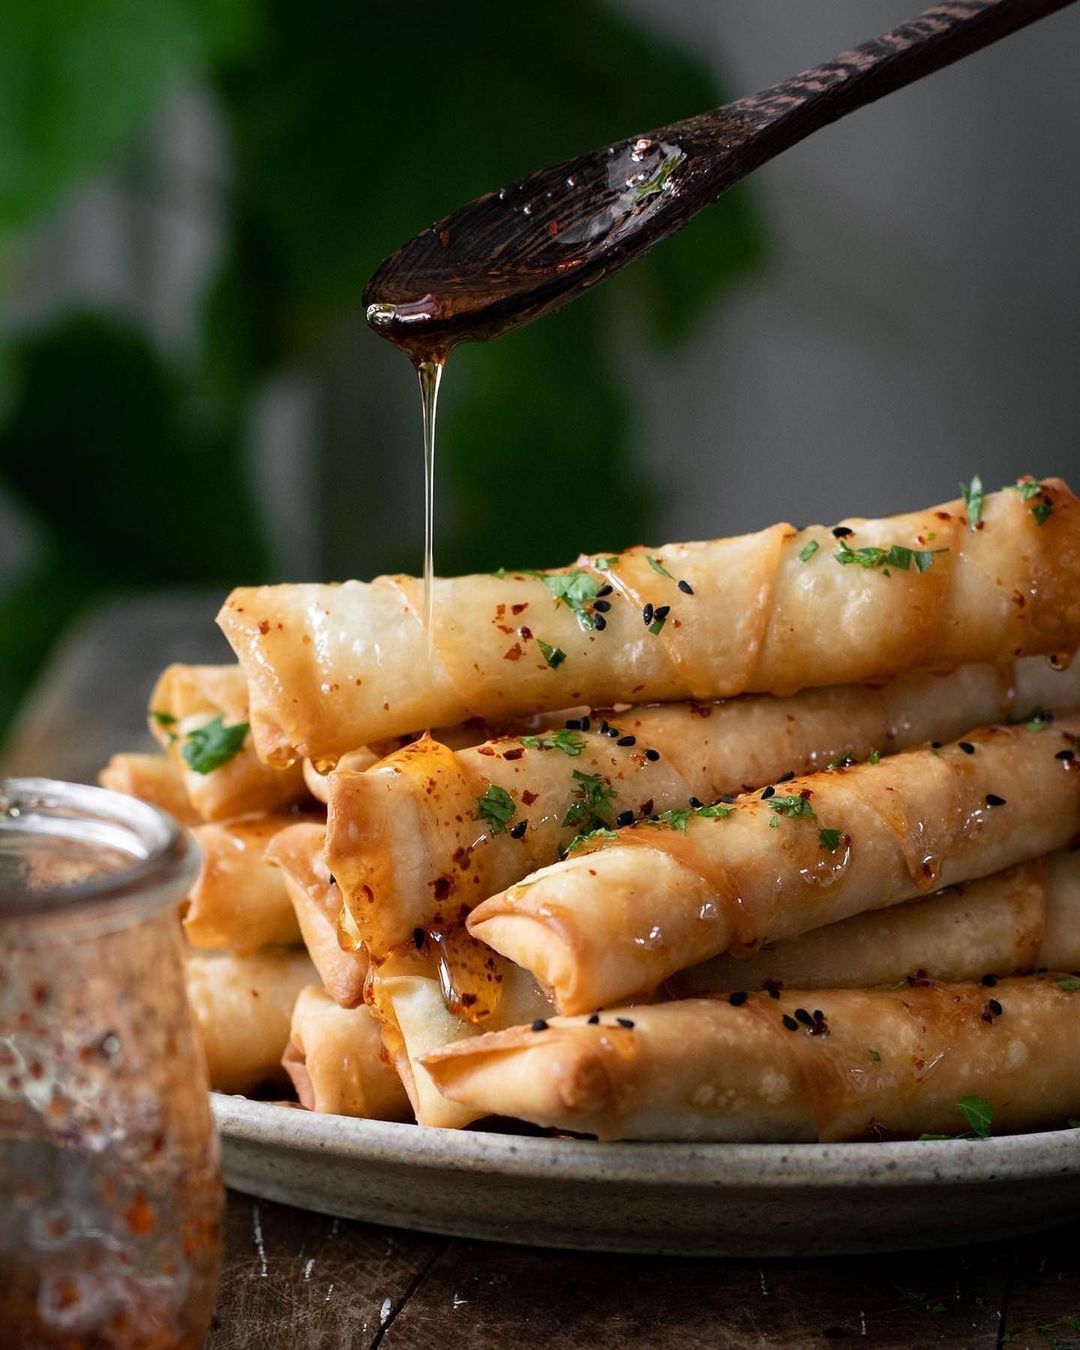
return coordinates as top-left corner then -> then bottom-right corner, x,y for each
183,813 -> 322,954
669,850 -> 1080,994
469,720 -> 1080,1013
328,659 -> 1080,954
265,822 -> 368,1008
183,947 -> 316,1095
422,976 -> 1080,1141
369,937 -> 554,1128
282,986 -> 412,1120
148,663 -> 307,820
98,752 -> 202,826
219,479 -> 1080,763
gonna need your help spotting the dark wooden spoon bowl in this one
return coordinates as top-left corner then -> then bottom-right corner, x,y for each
364,0 -> 1076,361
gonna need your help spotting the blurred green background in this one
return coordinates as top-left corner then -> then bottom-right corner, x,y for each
0,0 -> 763,741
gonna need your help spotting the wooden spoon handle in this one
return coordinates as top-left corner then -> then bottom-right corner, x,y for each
679,0 -> 1077,184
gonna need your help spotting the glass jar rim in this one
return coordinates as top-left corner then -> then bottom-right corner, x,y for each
0,777 -> 198,925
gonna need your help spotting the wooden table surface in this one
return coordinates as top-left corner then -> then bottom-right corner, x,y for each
5,594 -> 1080,1350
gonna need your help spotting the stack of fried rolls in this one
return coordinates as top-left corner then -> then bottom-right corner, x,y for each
101,478 -> 1080,1141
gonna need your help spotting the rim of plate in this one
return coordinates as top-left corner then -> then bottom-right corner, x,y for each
212,1094 -> 1080,1189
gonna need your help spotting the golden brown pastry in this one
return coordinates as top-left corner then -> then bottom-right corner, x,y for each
282,986 -> 412,1120
183,946 -> 315,1095
219,480 -> 1080,764
469,720 -> 1080,1012
265,822 -> 368,1008
148,663 -> 307,820
669,850 -> 1080,994
328,658 -> 1080,955
422,976 -> 1080,1141
98,751 -> 202,826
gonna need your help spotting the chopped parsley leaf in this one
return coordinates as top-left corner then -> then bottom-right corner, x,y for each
151,709 -> 177,727
1033,501 -> 1054,525
536,638 -> 567,669
818,827 -> 843,852
868,1049 -> 881,1063
648,611 -> 669,636
798,539 -> 820,563
521,730 -> 585,757
1007,706 -> 1052,731
695,803 -> 734,820
566,826 -> 620,852
957,1096 -> 993,1139
542,570 -> 600,628
869,749 -> 881,765
646,555 -> 674,579
960,475 -> 984,530
656,808 -> 692,831
767,794 -> 815,822
562,770 -> 617,833
593,555 -> 620,571
1057,975 -> 1080,992
1010,479 -> 1041,502
834,541 -> 947,573
826,750 -> 857,771
474,785 -> 517,836
492,566 -> 507,579
181,716 -> 249,775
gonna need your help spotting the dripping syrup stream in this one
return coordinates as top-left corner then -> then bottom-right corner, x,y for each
416,356 -> 444,664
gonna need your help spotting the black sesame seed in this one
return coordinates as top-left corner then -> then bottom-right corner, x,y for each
832,526 -> 854,538
587,1013 -> 600,1025
642,603 -> 654,626
531,1018 -> 549,1032
598,720 -> 610,734
593,599 -> 612,612
616,1017 -> 635,1029
677,579 -> 694,595
1057,749 -> 1076,762
959,742 -> 976,755
782,1014 -> 799,1031
327,874 -> 337,887
597,584 -> 613,598
616,735 -> 636,747
412,928 -> 425,950
729,991 -> 748,1006
776,771 -> 796,784
931,741 -> 942,749
564,718 -> 583,730
981,973 -> 998,987
760,785 -> 776,800
986,794 -> 1007,807
989,998 -> 1003,1016
653,605 -> 671,621
645,749 -> 661,762
604,726 -> 619,739
510,820 -> 527,840
794,1008 -> 814,1026
616,811 -> 635,828
689,797 -> 704,809
718,794 -> 735,804
594,614 -> 607,631
765,981 -> 782,999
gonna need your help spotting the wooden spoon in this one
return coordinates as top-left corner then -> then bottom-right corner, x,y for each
364,0 -> 1075,361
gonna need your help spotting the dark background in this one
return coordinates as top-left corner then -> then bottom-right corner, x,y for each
1,0 -> 1078,745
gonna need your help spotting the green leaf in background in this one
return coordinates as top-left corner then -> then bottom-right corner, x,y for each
0,0 -> 255,241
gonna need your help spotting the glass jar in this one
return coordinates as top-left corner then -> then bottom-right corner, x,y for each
0,778 -> 222,1348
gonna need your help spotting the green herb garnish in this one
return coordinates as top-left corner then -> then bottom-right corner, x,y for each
920,1096 -> 993,1141
768,794 -> 815,822
819,827 -> 843,852
1032,501 -> 1054,525
593,555 -> 620,571
960,475 -> 984,530
562,770 -> 617,833
868,749 -> 881,765
536,638 -> 567,670
632,151 -> 685,203
835,541 -> 947,573
648,611 -> 669,636
474,785 -> 517,836
1010,480 -> 1041,502
1007,706 -> 1052,731
1057,975 -> 1080,992
826,750 -> 857,771
868,1049 -> 881,1063
646,555 -> 674,579
798,539 -> 820,563
566,827 -> 620,852
521,730 -> 585,757
181,716 -> 249,775
543,570 -> 600,628
151,709 -> 177,727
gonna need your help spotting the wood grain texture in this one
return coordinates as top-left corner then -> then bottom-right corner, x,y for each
10,595 -> 1080,1348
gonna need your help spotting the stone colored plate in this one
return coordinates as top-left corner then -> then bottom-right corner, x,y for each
213,1095 -> 1080,1256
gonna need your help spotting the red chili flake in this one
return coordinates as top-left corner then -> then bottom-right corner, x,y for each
522,789 -> 539,806
503,747 -> 524,761
258,620 -> 270,635
547,220 -> 559,236
511,603 -> 529,615
503,644 -> 524,661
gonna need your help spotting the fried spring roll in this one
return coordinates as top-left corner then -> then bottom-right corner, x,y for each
282,986 -> 412,1120
670,851 -> 1080,994
183,813 -> 322,954
422,977 -> 1080,1141
184,947 -> 315,1095
328,659 -> 1080,954
219,480 -> 1080,764
369,942 -> 553,1128
149,663 -> 307,820
469,721 -> 1080,1013
98,752 -> 202,827
265,822 -> 368,1008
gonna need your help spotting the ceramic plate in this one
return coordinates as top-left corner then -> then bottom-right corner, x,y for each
213,1095 -> 1080,1256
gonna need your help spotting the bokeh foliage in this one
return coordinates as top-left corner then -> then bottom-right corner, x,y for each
0,0 -> 765,737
